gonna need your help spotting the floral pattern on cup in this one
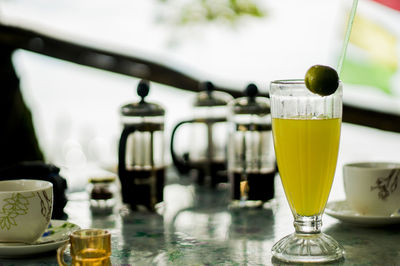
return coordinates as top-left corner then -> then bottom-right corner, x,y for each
0,191 -> 52,230
371,169 -> 399,200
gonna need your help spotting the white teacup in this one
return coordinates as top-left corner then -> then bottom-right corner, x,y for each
343,162 -> 400,216
0,179 -> 53,243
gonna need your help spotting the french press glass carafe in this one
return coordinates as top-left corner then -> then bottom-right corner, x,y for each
170,81 -> 233,186
118,80 -> 165,211
228,84 -> 276,207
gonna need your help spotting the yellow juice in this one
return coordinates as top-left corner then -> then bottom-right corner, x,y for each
272,117 -> 341,216
73,248 -> 111,266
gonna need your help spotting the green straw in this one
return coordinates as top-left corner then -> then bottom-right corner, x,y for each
337,0 -> 359,76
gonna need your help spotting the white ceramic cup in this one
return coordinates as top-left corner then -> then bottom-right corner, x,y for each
0,179 -> 53,243
343,162 -> 400,216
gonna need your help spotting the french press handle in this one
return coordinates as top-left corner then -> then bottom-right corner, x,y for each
118,125 -> 137,203
170,119 -> 196,174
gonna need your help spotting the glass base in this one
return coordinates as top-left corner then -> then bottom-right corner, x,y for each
271,232 -> 345,263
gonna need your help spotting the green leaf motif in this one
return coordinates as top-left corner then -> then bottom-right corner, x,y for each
15,194 -> 31,209
0,217 -> 11,230
4,198 -> 16,204
7,216 -> 16,227
0,193 -> 35,231
8,212 -> 18,218
14,207 -> 28,215
2,203 -> 13,212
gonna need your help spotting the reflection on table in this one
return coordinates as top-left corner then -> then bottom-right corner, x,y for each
0,167 -> 399,265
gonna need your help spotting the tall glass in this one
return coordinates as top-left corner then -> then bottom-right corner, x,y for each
270,80 -> 344,263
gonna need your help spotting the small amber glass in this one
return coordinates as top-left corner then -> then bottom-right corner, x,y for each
57,229 -> 111,266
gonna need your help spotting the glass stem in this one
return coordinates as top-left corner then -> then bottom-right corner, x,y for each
293,214 -> 323,234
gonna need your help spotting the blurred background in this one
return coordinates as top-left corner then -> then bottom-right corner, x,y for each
1,0 -> 400,196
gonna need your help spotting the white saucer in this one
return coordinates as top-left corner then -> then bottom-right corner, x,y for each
0,220 -> 80,258
325,200 -> 400,226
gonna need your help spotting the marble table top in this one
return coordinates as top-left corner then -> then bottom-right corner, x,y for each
1,169 -> 399,265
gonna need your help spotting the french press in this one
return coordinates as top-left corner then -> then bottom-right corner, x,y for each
227,83 -> 276,207
118,80 -> 165,211
170,81 -> 233,186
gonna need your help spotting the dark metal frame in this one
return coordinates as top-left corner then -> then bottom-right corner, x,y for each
1,24 -> 399,132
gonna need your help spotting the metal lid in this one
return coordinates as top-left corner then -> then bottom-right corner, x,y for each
120,80 -> 165,117
194,81 -> 233,107
231,83 -> 270,115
